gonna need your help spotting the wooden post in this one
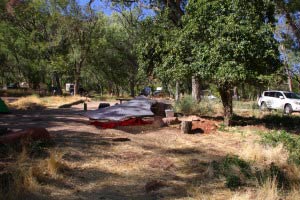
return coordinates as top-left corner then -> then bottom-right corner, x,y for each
181,121 -> 192,134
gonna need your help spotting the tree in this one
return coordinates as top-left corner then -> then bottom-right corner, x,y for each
275,0 -> 300,47
183,0 -> 281,125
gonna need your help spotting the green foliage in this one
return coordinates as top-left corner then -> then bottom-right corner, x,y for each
174,96 -> 216,116
262,114 -> 300,129
183,0 -> 280,88
212,155 -> 252,189
261,130 -> 300,164
174,95 -> 196,115
225,175 -> 242,190
218,123 -> 228,132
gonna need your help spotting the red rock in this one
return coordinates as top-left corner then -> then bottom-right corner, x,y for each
0,128 -> 51,144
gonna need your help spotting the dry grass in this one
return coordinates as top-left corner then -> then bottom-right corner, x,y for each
239,142 -> 289,167
0,147 -> 40,199
9,95 -> 45,110
231,177 -> 300,200
286,188 -> 300,200
47,149 -> 64,177
231,177 -> 279,200
9,95 -> 85,109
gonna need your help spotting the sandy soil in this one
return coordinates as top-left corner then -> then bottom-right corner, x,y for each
0,101 -> 261,200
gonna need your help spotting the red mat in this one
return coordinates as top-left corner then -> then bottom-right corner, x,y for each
90,118 -> 153,129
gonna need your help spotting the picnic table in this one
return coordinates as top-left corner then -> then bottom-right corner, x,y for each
116,98 -> 132,104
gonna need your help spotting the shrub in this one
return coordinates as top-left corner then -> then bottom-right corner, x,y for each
226,175 -> 242,190
174,96 -> 216,116
211,155 -> 252,189
174,95 -> 197,115
261,130 -> 300,165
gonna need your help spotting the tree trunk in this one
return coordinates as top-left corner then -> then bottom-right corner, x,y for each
233,86 -> 238,100
53,72 -> 62,95
192,76 -> 201,102
175,81 -> 180,101
116,85 -> 120,97
285,65 -> 293,92
276,1 -> 300,47
74,73 -> 80,96
218,86 -> 233,126
181,121 -> 192,134
130,79 -> 135,97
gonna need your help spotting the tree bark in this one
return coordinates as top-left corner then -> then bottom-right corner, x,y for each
181,121 -> 192,134
192,75 -> 201,103
233,86 -> 238,100
53,72 -> 62,95
74,72 -> 80,96
175,81 -> 180,101
285,65 -> 293,92
129,79 -> 135,97
218,86 -> 233,126
276,1 -> 300,47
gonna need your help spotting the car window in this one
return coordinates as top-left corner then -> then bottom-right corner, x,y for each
275,92 -> 282,98
264,92 -> 269,96
269,92 -> 275,97
284,92 -> 300,99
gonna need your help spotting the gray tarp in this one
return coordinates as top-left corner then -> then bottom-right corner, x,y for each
84,96 -> 156,121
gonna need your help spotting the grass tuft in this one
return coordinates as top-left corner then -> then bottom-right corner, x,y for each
47,149 -> 64,176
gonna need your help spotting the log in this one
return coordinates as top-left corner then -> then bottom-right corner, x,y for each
58,100 -> 84,108
181,121 -> 192,134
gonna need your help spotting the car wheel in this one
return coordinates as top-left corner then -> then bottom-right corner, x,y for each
284,104 -> 293,115
260,102 -> 268,111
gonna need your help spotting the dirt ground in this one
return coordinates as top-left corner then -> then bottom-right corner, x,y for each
0,101 -> 263,200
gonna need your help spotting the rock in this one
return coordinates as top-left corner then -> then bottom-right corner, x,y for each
162,117 -> 181,126
151,102 -> 172,117
153,116 -> 165,128
0,127 -> 51,144
98,103 -> 110,110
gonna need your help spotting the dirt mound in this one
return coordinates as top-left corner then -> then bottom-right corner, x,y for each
179,116 -> 219,134
192,119 -> 218,134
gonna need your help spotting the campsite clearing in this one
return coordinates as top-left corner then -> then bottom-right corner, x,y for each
0,100 -> 276,199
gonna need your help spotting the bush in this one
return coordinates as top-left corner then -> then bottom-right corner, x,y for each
174,96 -> 197,115
211,155 -> 252,189
226,175 -> 242,190
261,130 -> 300,165
174,96 -> 216,116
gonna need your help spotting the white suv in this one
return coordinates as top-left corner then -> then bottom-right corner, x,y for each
258,91 -> 300,114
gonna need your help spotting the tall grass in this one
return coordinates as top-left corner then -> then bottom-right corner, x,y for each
9,95 -> 45,110
261,130 -> 300,164
9,95 -> 85,109
231,177 -> 280,200
47,149 -> 64,177
0,145 -> 66,199
0,147 -> 39,199
239,142 -> 289,167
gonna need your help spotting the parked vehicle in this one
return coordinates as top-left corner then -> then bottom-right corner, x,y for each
258,90 -> 300,114
7,83 -> 19,89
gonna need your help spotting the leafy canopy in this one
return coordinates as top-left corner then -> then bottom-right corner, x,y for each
182,0 -> 281,87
